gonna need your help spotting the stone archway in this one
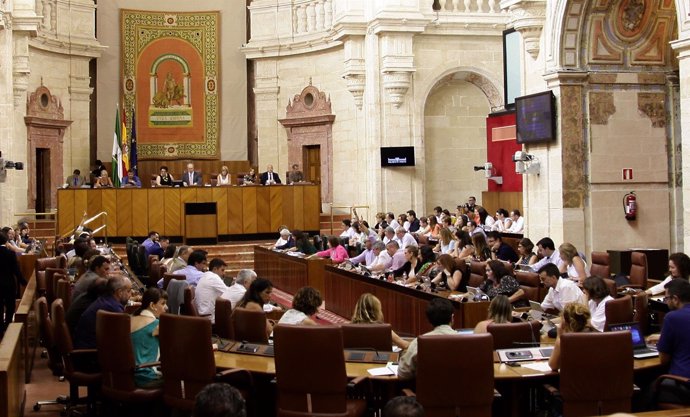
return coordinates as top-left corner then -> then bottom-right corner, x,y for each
25,85 -> 72,211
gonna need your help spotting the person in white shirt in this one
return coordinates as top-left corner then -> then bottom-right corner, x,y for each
273,228 -> 291,249
194,258 -> 228,323
387,241 -> 407,272
225,269 -> 257,309
539,263 -> 586,313
507,209 -> 525,234
386,212 -> 400,231
395,227 -> 417,251
382,226 -> 396,245
646,252 -> 690,296
582,276 -> 613,332
530,237 -> 563,272
368,242 -> 393,273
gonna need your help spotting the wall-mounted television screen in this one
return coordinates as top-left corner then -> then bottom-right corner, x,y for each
381,146 -> 415,167
515,90 -> 556,144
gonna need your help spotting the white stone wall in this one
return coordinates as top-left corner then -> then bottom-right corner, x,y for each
96,1 -> 248,161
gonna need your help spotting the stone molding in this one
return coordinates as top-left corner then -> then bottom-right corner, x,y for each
501,0 -> 546,59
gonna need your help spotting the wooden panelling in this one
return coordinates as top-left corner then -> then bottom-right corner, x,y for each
131,189 -> 149,236
100,190 -> 117,238
303,186 -> 321,230
185,213 -> 217,239
0,323 -> 25,417
56,185 -> 320,237
164,188 -> 182,236
213,188 -> 228,235
254,247 -> 328,295
242,187 -> 257,234
227,187 -> 243,234
290,186 -> 304,231
14,273 -> 37,383
270,187 -> 284,231
57,191 -> 74,236
148,189 -> 165,236
480,191 -> 523,217
324,266 -> 487,337
256,187 -> 271,232
116,189 -> 133,236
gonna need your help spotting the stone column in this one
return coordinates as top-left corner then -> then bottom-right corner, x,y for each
67,61 -> 93,175
253,61 -> 282,173
671,37 -> 690,252
0,14 -> 16,226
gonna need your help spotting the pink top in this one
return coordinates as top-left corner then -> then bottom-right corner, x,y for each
316,245 -> 349,264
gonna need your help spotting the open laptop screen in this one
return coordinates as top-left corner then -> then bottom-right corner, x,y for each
609,322 -> 646,349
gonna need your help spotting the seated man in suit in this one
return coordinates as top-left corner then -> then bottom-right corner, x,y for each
287,164 -> 304,184
120,170 -> 142,188
260,164 -> 282,185
66,169 -> 85,188
182,162 -> 202,186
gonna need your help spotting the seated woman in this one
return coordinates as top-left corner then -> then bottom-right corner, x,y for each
242,168 -> 257,185
516,238 -> 538,266
451,230 -> 474,259
467,221 -> 486,238
155,165 -> 174,187
130,287 -> 168,388
582,276 -> 613,332
93,169 -> 113,188
491,208 -> 513,232
2,227 -> 25,254
277,286 -> 322,326
285,231 -> 317,255
473,295 -> 512,333
373,212 -> 388,232
475,206 -> 495,230
434,228 -> 457,255
351,293 -> 409,349
481,260 -> 526,307
416,245 -> 437,278
427,215 -> 442,241
646,252 -> 690,295
309,236 -> 348,264
548,303 -> 597,371
216,165 -> 231,185
471,233 -> 492,261
393,245 -> 423,283
431,254 -> 465,291
558,242 -> 589,284
236,278 -> 277,337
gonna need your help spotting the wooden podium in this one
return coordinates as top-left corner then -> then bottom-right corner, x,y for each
185,202 -> 217,244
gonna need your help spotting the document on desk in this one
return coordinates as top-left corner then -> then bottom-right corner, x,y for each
521,362 -> 553,372
368,362 -> 398,376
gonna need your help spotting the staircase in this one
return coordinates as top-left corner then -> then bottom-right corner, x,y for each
319,213 -> 351,237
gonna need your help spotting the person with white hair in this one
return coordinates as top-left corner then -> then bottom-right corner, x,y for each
225,269 -> 257,309
273,228 -> 294,250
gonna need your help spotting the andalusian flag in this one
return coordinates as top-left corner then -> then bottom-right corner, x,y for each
111,106 -> 123,187
130,108 -> 138,175
121,108 -> 129,177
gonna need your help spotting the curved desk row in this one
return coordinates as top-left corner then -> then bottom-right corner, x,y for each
56,185 -> 321,239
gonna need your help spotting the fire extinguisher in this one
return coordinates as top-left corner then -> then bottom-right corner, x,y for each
623,191 -> 637,221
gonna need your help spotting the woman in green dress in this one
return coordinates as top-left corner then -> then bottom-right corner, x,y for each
130,287 -> 168,388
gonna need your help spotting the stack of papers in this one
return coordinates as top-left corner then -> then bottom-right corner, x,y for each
368,362 -> 398,376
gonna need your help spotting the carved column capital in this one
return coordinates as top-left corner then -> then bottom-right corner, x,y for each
501,0 -> 546,59
382,71 -> 412,108
342,35 -> 366,109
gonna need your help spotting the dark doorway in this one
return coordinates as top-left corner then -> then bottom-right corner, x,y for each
35,148 -> 51,213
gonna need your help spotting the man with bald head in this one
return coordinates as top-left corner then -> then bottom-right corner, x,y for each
73,275 -> 133,349
182,162 -> 202,186
260,164 -> 282,185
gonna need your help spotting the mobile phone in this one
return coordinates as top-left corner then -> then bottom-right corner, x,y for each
506,361 -> 521,367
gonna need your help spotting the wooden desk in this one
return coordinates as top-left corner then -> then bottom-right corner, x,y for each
17,255 -> 37,284
0,323 -> 25,417
13,273 -> 37,383
56,184 -> 321,238
253,246 -> 329,295
323,266 -> 489,337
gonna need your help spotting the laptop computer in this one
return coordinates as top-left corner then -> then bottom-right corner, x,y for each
609,322 -> 659,359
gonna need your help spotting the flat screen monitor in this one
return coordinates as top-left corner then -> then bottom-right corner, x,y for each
380,146 -> 415,167
515,90 -> 556,144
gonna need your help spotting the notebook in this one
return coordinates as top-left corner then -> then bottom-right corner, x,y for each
609,322 -> 659,359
